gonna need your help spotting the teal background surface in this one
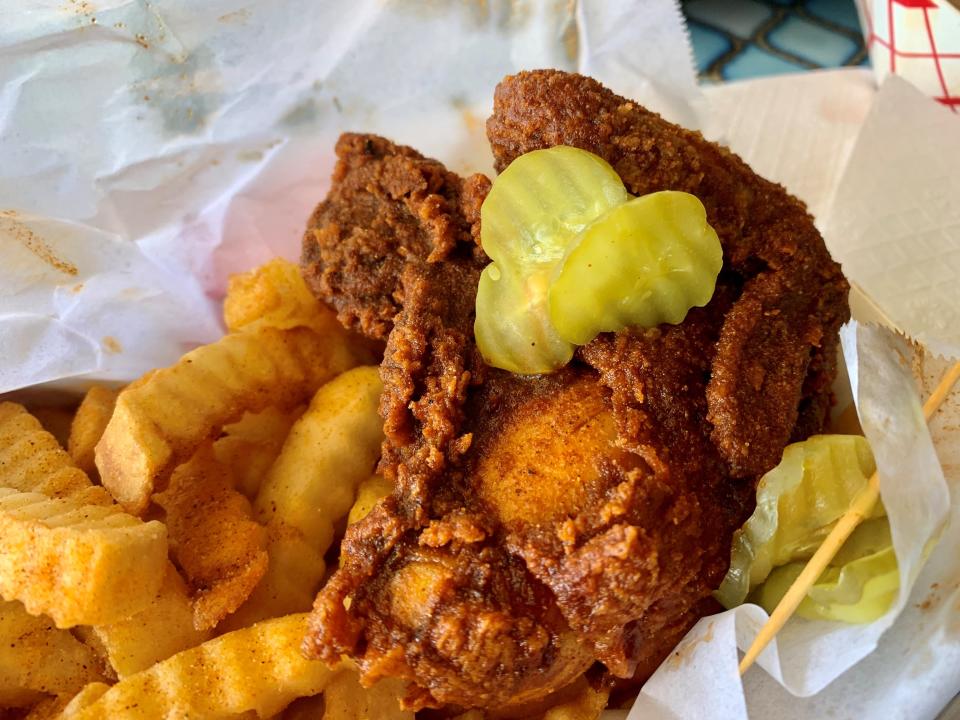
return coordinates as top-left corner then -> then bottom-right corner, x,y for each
681,0 -> 869,82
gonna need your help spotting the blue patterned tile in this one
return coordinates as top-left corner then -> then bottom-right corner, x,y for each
767,15 -> 860,66
723,45 -> 808,80
684,0 -> 772,38
682,0 -> 869,82
806,0 -> 863,34
687,21 -> 732,75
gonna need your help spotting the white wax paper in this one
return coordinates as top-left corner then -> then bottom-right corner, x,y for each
824,75 -> 960,359
0,211 -> 219,395
701,68 -> 876,223
632,323 -> 955,720
0,0 -> 702,394
622,68 -> 960,719
1,2 -> 959,719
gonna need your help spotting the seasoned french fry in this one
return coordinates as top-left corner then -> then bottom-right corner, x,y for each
95,326 -> 359,514
0,404 -> 171,635
154,446 -> 268,630
21,685 -> 110,720
213,406 -> 304,500
0,487 -> 167,628
77,564 -> 210,679
278,694 -> 325,719
321,669 -> 413,720
346,475 -> 393,527
68,387 -> 119,479
0,600 -> 106,708
62,614 -> 335,719
0,403 -> 90,499
540,678 -> 609,720
22,694 -> 73,720
255,366 -> 384,547
224,258 -> 341,335
224,367 -> 383,629
219,529 -> 323,633
15,683 -> 112,720
30,406 -> 76,451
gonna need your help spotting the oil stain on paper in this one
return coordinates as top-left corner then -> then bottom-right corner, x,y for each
0,211 -> 78,277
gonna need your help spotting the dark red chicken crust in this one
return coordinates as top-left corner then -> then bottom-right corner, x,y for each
301,70 -> 849,713
486,70 -> 848,478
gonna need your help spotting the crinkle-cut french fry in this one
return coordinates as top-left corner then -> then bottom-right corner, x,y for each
22,694 -> 72,720
217,527 -> 322,633
0,487 -> 167,628
78,564 -> 210,679
154,446 -> 268,631
213,406 -> 304,501
21,682 -> 114,720
62,614 -> 335,720
68,387 -> 119,480
31,406 -> 76,451
224,258 -> 341,335
346,475 -> 393,527
0,600 -> 107,708
0,403 -> 91,499
321,668 -> 413,720
255,366 -> 384,549
277,694 -> 326,719
95,325 -> 359,514
224,367 -> 383,629
22,683 -> 109,720
540,677 -> 609,720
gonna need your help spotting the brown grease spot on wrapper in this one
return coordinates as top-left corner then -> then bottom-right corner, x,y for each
0,211 -> 78,277
667,621 -> 715,669
102,336 -> 123,354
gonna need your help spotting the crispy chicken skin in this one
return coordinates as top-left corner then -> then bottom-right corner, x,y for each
486,70 -> 848,476
301,71 -> 849,712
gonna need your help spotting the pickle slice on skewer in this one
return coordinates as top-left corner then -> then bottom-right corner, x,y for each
754,519 -> 899,624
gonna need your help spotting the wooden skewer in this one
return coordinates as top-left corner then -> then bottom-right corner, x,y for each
738,359 -> 960,676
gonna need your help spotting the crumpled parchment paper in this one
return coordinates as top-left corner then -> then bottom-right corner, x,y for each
1,2 -> 958,718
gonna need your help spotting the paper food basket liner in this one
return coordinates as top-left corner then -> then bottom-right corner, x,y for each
1,2 -> 958,718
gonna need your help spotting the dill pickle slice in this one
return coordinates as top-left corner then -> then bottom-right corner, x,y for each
475,264 -> 574,375
480,146 -> 630,264
714,434 -> 882,610
475,146 -> 628,374
548,191 -> 722,345
753,519 -> 899,624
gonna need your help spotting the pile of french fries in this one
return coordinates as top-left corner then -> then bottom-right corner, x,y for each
0,259 -> 611,719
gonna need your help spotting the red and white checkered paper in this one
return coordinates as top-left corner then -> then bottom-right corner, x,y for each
857,0 -> 960,111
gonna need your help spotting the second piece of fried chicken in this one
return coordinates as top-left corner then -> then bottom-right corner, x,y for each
301,71 -> 849,713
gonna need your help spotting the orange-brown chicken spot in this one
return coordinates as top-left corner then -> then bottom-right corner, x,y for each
473,376 -> 619,528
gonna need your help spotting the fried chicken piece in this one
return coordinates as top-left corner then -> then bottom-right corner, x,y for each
302,71 -> 849,712
302,134 -> 489,343
303,135 -> 589,710
487,69 -> 848,478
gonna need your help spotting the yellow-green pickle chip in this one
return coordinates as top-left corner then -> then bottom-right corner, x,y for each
475,146 -> 723,374
475,145 -> 628,374
754,519 -> 899,623
549,191 -> 723,346
716,434 -> 900,624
